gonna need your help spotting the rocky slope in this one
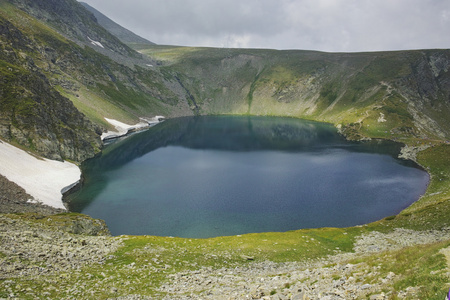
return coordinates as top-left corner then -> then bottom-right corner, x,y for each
80,2 -> 155,47
1,210 -> 450,299
0,16 -> 102,161
8,0 -> 140,60
0,0 -> 190,162
159,228 -> 450,299
147,47 -> 450,142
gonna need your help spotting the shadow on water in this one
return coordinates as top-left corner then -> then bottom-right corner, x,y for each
83,115 -> 409,169
66,116 -> 427,237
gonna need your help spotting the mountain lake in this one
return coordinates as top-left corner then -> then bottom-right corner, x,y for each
66,116 -> 429,238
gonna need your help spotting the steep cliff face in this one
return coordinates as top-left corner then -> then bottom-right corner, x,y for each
393,51 -> 450,138
0,64 -> 102,161
0,16 -> 102,161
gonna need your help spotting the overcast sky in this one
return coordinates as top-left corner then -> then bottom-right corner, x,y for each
80,0 -> 450,52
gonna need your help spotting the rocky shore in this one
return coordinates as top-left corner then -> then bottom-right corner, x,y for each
398,144 -> 431,162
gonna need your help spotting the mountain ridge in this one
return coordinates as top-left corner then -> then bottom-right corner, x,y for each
79,1 -> 155,46
7,0 -> 140,60
143,46 -> 450,142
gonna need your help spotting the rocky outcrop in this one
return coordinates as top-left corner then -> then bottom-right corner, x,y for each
0,175 -> 63,214
0,68 -> 102,162
0,16 -> 103,162
398,144 -> 431,161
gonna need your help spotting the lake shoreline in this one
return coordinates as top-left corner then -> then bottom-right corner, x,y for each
101,116 -> 165,141
0,115 -> 434,233
66,115 -> 431,238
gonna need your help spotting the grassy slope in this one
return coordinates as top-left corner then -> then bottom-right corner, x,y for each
0,9 -> 449,298
140,46 -> 450,141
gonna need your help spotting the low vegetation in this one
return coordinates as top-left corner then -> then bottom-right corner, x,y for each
1,0 -> 450,298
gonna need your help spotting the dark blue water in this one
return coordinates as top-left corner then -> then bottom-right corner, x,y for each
67,116 -> 429,238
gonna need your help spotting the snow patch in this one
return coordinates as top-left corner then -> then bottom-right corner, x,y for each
101,116 -> 164,141
0,140 -> 81,209
87,36 -> 105,48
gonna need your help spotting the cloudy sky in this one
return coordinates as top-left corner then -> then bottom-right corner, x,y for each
80,0 -> 450,52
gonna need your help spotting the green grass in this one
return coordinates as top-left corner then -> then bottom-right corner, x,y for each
404,144 -> 450,213
137,45 -> 205,64
350,241 -> 450,299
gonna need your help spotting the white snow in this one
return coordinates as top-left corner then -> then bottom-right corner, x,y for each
143,115 -> 165,125
101,116 -> 164,140
0,116 -> 165,209
87,36 -> 105,49
0,140 -> 81,209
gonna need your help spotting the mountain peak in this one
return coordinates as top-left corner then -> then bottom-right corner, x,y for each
79,2 -> 155,46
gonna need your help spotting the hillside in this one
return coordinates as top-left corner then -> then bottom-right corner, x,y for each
0,0 -> 450,299
0,0 -> 191,162
141,46 -> 450,142
80,2 -> 155,47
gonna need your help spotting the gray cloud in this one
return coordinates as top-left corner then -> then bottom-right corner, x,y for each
80,0 -> 450,52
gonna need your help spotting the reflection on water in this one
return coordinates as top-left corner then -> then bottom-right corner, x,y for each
66,116 -> 429,238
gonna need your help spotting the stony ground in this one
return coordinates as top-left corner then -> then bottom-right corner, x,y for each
156,228 -> 450,300
0,213 -> 121,299
1,209 -> 449,299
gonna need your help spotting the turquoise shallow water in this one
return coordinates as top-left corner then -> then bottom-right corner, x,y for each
67,116 -> 429,238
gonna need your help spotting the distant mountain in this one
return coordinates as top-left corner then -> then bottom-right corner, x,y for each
80,2 -> 155,46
